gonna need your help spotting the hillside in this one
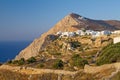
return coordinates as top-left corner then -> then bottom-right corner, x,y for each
15,13 -> 120,60
4,13 -> 119,80
96,42 -> 120,65
8,35 -> 113,71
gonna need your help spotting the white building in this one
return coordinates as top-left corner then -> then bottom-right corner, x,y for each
60,32 -> 75,37
75,30 -> 86,36
58,29 -> 112,38
101,30 -> 111,35
112,30 -> 120,35
95,31 -> 101,37
56,31 -> 62,35
113,37 -> 120,44
86,30 -> 93,35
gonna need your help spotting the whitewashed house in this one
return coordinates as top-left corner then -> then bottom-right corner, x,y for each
101,30 -> 111,35
56,31 -> 62,35
75,30 -> 86,36
60,32 -> 75,37
95,31 -> 101,37
75,30 -> 82,35
113,37 -> 120,44
80,31 -> 86,36
112,30 -> 120,35
86,30 -> 93,35
69,32 -> 75,37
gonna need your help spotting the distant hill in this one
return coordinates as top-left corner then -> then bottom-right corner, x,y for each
15,13 -> 120,60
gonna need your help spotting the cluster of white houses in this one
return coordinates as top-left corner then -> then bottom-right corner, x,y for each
56,30 -> 120,44
56,30 -> 120,38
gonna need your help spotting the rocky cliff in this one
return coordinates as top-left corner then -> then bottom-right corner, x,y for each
15,13 -> 120,60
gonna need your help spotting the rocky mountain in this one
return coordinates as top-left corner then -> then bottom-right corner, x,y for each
15,13 -> 120,60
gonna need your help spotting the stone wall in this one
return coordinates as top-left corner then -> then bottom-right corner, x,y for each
84,62 -> 120,74
113,37 -> 120,44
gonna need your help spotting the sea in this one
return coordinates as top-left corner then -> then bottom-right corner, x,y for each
0,41 -> 32,63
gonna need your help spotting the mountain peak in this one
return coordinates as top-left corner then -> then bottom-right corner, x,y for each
69,13 -> 83,18
69,13 -> 81,17
68,13 -> 87,22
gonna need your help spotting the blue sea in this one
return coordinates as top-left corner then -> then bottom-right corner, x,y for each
0,41 -> 32,63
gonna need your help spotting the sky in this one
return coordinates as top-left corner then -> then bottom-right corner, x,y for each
0,0 -> 120,41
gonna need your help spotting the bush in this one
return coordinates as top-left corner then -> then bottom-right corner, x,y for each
70,54 -> 88,68
96,42 -> 120,65
10,58 -> 25,65
38,63 -> 44,68
12,60 -> 19,64
53,59 -> 63,69
18,58 -> 25,65
70,41 -> 81,48
27,57 -> 36,63
7,60 -> 12,64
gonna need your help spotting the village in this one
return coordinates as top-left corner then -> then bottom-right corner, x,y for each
56,29 -> 120,44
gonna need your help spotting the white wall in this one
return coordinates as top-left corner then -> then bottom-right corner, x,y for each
113,37 -> 120,44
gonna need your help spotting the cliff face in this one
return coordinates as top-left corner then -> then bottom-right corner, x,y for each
15,13 -> 120,60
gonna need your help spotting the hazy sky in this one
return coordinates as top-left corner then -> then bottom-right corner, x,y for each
0,0 -> 120,41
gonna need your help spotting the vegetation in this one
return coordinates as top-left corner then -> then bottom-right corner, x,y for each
70,54 -> 88,68
27,57 -> 36,63
70,41 -> 81,48
18,58 -> 25,65
7,57 -> 37,65
7,60 -> 12,64
37,63 -> 44,68
53,59 -> 64,69
96,42 -> 120,65
7,58 -> 25,65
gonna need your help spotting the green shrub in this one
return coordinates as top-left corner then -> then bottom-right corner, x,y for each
70,54 -> 88,68
10,58 -> 25,65
96,42 -> 120,65
27,57 -> 36,63
18,58 -> 25,65
53,59 -> 63,69
12,60 -> 19,64
70,41 -> 81,48
38,63 -> 44,68
7,60 -> 12,64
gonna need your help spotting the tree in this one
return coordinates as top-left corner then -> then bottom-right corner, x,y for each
53,59 -> 63,69
27,57 -> 36,63
18,58 -> 25,65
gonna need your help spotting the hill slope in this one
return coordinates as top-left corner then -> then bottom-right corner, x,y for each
96,42 -> 120,65
15,13 -> 120,60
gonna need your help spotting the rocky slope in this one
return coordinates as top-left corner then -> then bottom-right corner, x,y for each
15,13 -> 120,60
